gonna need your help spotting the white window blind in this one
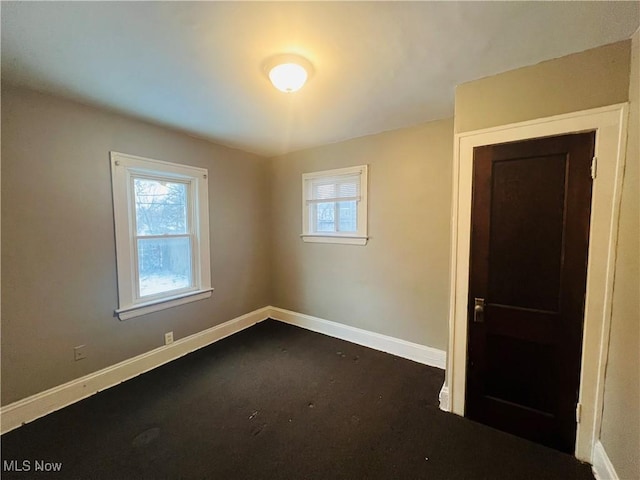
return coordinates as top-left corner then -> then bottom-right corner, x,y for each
307,175 -> 360,204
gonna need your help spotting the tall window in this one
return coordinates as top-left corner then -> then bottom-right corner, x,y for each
302,165 -> 368,245
110,152 -> 211,320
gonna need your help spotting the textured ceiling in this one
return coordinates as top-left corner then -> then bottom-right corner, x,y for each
2,1 -> 638,156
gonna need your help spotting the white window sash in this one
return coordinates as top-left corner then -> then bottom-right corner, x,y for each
130,173 -> 196,302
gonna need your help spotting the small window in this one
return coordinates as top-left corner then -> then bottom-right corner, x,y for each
110,152 -> 212,320
301,165 -> 368,245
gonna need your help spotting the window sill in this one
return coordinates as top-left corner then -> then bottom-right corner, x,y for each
115,288 -> 213,320
300,234 -> 368,246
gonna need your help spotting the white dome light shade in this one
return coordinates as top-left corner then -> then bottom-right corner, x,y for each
269,62 -> 308,93
264,54 -> 314,93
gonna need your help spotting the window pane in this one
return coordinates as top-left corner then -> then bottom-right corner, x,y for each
338,200 -> 357,232
137,237 -> 192,297
315,202 -> 336,232
134,178 -> 188,235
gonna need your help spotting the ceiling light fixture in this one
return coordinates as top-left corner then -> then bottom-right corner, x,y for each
264,54 -> 314,93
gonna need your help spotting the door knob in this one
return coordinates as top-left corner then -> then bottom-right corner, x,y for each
474,298 -> 485,323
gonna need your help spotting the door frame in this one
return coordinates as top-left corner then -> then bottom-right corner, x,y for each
444,103 -> 629,462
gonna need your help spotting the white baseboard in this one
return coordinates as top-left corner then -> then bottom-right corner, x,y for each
592,440 -> 619,480
439,383 -> 450,411
0,306 -> 271,435
2,306 -> 446,435
268,307 -> 446,369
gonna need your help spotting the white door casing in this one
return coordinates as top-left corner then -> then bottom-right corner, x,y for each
446,104 -> 629,462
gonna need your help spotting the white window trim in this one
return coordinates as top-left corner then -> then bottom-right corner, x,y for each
301,165 -> 369,245
110,152 -> 212,320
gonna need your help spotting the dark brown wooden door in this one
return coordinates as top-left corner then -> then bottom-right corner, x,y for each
466,132 -> 595,454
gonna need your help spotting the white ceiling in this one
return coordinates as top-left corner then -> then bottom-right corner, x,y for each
2,2 -> 638,157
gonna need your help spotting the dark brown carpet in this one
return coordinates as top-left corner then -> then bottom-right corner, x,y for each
1,319 -> 594,479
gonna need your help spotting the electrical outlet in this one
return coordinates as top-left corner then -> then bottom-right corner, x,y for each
74,345 -> 87,361
164,332 -> 174,345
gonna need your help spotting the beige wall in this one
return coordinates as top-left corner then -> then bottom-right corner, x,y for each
2,86 -> 454,407
600,28 -> 640,480
1,86 -> 271,405
269,119 -> 454,350
455,41 -> 631,133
